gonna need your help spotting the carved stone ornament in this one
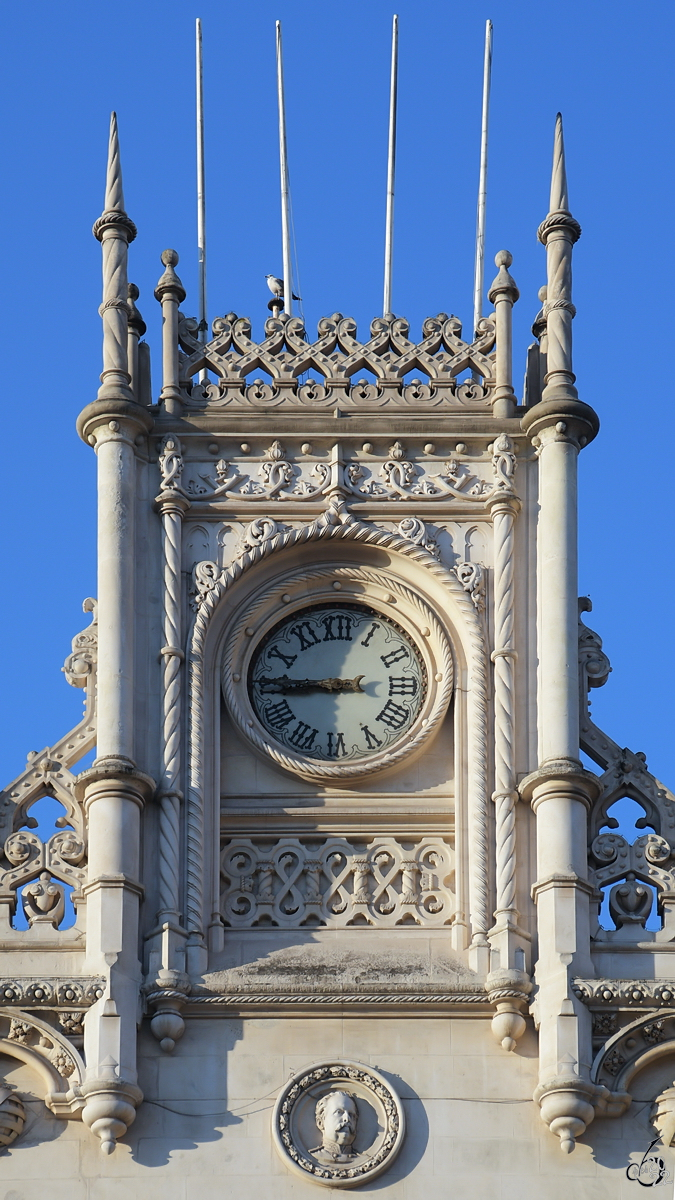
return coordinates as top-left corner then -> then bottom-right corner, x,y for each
272,1059 -> 405,1187
0,1085 -> 25,1147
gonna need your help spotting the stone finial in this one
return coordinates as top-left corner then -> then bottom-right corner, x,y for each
154,249 -> 186,304
488,250 -> 520,306
127,283 -> 146,337
531,285 -> 548,341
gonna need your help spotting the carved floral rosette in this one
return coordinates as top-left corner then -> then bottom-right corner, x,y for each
272,1059 -> 405,1188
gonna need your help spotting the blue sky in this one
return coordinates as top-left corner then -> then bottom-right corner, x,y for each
0,0 -> 673,793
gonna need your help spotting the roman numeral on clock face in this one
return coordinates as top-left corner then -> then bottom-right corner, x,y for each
267,645 -> 297,669
388,675 -> 418,696
326,731 -> 347,757
287,721 -> 319,749
376,698 -> 409,729
320,613 -> 355,641
290,621 -> 321,651
264,698 -> 295,729
360,621 -> 380,648
380,645 -> 409,668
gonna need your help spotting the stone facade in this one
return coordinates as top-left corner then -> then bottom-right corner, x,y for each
0,110 -> 673,1196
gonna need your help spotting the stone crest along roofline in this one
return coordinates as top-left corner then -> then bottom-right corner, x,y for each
171,308 -> 503,414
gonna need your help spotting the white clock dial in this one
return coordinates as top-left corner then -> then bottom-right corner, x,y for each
248,604 -> 426,761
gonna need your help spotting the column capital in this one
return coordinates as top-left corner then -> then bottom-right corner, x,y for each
77,399 -> 154,448
521,397 -> 599,447
519,757 -> 601,809
75,756 -> 155,808
154,490 -> 191,517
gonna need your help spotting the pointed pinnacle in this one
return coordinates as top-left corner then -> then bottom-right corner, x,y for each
537,114 -> 580,246
105,112 -> 125,213
549,112 -> 569,214
93,112 -> 137,243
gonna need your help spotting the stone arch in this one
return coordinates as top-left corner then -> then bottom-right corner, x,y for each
185,507 -> 489,953
0,1007 -> 85,1118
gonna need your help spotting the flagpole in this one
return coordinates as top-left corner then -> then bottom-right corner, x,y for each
383,14 -> 399,318
473,18 -> 493,337
276,21 -> 293,317
196,18 -> 208,380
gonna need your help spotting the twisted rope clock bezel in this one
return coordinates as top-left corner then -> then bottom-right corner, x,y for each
221,565 -> 454,783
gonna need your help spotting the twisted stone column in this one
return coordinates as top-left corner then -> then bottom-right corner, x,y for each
148,436 -> 191,1051
486,439 -> 531,1049
156,438 -> 189,924
491,494 -> 518,923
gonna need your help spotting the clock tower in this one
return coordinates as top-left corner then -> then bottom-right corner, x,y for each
3,107 -> 675,1194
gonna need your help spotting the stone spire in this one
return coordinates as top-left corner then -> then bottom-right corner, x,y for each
104,111 -> 126,213
92,113 -> 137,404
536,112 -> 581,406
549,112 -> 569,213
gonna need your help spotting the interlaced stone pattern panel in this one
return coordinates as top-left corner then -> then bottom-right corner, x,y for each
220,836 -> 454,929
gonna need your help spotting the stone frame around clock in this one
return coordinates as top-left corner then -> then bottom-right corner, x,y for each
220,563 -> 454,784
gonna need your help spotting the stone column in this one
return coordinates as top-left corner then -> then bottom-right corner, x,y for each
488,250 -> 519,419
155,250 -> 186,417
521,114 -> 601,1153
76,113 -> 154,1154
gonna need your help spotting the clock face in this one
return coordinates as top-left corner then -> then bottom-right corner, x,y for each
248,603 -> 426,762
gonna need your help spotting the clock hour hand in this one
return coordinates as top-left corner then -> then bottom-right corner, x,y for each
258,674 -> 365,694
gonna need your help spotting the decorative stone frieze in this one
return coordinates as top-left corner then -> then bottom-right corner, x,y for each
0,978 -> 104,1007
573,978 -> 675,1008
221,836 -> 454,928
181,440 -> 501,507
272,1060 -> 405,1187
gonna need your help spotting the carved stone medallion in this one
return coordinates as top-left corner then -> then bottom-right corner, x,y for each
272,1059 -> 405,1187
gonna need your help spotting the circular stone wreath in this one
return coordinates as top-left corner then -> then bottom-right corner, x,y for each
221,563 -> 454,784
271,1059 -> 406,1187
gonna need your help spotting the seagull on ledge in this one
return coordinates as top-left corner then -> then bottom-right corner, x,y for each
266,274 -> 301,301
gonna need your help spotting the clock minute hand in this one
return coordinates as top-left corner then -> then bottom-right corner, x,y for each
258,674 -> 365,695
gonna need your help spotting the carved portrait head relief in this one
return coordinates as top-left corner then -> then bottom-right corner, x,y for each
311,1090 -> 358,1162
